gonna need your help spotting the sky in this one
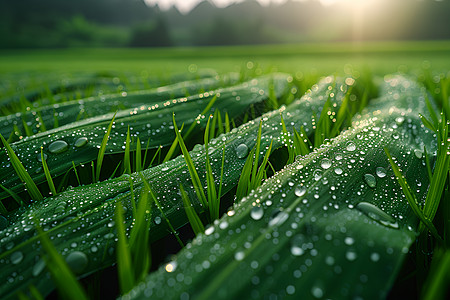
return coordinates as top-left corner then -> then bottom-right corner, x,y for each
144,0 -> 322,14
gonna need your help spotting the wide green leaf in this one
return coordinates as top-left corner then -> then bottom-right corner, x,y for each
0,73 -> 290,205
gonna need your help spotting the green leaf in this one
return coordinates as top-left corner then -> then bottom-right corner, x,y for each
95,112 -> 116,182
0,74 -> 290,203
115,202 -> 135,294
40,147 -> 57,197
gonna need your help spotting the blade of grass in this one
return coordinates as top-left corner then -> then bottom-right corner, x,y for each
0,134 -> 42,202
135,137 -> 142,173
173,114 -> 208,210
180,184 -> 205,235
139,174 -> 184,248
41,147 -> 57,196
385,148 -> 442,242
124,127 -> 131,175
95,112 -> 117,182
115,201 -> 135,294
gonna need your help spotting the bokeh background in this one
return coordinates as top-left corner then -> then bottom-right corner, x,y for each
2,0 -> 450,48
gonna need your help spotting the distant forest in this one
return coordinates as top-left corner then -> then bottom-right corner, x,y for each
2,0 -> 450,48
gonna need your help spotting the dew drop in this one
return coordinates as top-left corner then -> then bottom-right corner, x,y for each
250,206 -> 264,220
364,174 -> 376,188
286,285 -> 296,295
48,140 -> 69,154
414,149 -> 423,159
36,152 -> 47,162
74,137 -> 89,148
344,237 -> 355,246
334,168 -> 343,175
234,251 -> 245,261
10,251 -> 23,264
104,233 -> 115,239
154,216 -> 162,225
346,142 -> 356,152
295,186 -> 306,197
376,167 -> 387,178
236,144 -> 249,159
370,252 -> 380,262
269,210 -> 289,227
356,202 -> 398,228
320,158 -> 332,169
205,226 -> 215,236
32,258 -> 46,277
346,250 -> 357,261
65,251 -> 88,274
313,169 -> 323,181
290,234 -> 305,256
311,286 -> 324,298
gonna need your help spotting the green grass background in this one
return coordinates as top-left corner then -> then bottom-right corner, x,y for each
1,41 -> 450,76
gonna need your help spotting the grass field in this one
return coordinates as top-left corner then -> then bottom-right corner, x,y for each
1,41 -> 450,76
0,41 -> 449,300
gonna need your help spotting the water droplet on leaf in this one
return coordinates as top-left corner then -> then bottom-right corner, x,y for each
74,137 -> 88,148
364,174 -> 376,188
250,206 -> 264,220
236,144 -> 249,159
48,140 -> 69,154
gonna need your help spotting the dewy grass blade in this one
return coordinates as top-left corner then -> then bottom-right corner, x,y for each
419,113 -> 437,132
173,114 -> 208,210
95,112 -> 116,182
163,123 -> 184,163
236,148 -> 255,200
293,127 -> 310,156
420,116 -> 450,232
128,176 -> 152,282
0,184 -> 23,207
204,115 -> 219,220
0,134 -> 43,202
135,137 -> 142,173
41,147 -> 57,196
115,202 -> 135,294
180,184 -> 205,235
253,140 -> 273,190
36,225 -> 88,300
385,148 -> 442,242
140,173 -> 184,248
71,161 -> 81,186
124,126 -> 131,175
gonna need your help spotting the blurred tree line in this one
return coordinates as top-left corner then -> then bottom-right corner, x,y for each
1,0 -> 450,49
